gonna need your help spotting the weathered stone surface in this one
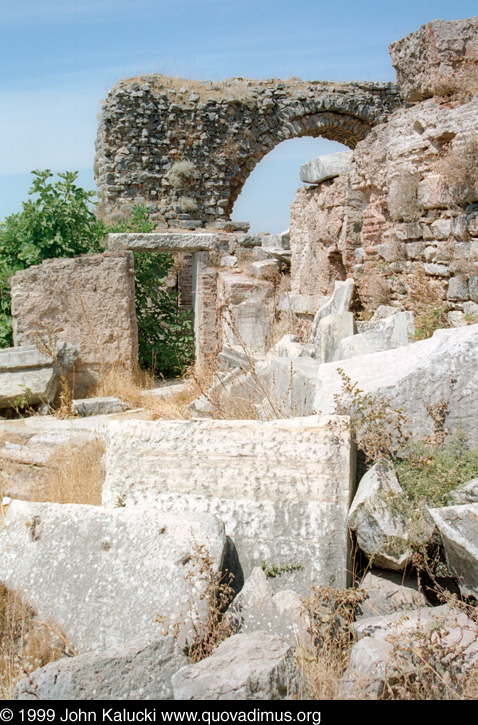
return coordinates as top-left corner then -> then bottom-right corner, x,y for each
356,570 -> 429,619
340,635 -> 393,700
226,567 -> 308,646
278,293 -> 326,315
313,325 -> 478,444
447,477 -> 478,505
14,636 -> 186,701
389,17 -> 478,101
250,260 -> 281,279
310,279 -> 355,343
267,335 -> 307,359
333,310 -> 414,361
428,503 -> 478,598
96,77 -> 400,225
11,253 -> 138,398
348,461 -> 416,571
300,151 -> 352,184
312,312 -> 355,363
0,343 -> 79,409
73,397 -> 131,417
253,357 -> 321,419
217,273 -> 274,356
261,233 -> 290,251
0,500 -> 226,652
106,232 -> 218,253
192,251 -> 219,364
342,604 -> 478,699
290,177 -> 351,297
171,632 -> 301,700
102,416 -> 355,592
290,90 -> 478,315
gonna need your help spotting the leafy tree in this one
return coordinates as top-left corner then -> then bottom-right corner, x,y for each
0,171 -> 194,376
0,170 -> 104,346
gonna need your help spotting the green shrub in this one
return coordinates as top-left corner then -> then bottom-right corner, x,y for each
0,170 -> 104,346
0,172 -> 194,377
395,427 -> 478,507
108,206 -> 194,376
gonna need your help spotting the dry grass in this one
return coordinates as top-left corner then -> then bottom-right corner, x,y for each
296,585 -> 366,700
434,132 -> 478,205
295,578 -> 478,700
430,62 -> 478,104
31,438 -> 105,506
94,362 -> 202,420
0,583 -> 67,699
120,74 -> 261,108
403,266 -> 449,340
356,261 -> 391,314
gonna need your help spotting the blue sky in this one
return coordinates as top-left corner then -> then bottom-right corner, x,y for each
1,1 -> 477,232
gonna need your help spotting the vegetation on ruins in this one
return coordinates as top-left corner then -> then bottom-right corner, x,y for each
107,205 -> 194,375
0,171 -> 194,376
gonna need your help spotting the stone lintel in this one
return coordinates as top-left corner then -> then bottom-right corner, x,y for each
106,232 -> 219,253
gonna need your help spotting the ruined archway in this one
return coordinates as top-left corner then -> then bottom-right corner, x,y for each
232,137 -> 349,232
95,76 -> 401,226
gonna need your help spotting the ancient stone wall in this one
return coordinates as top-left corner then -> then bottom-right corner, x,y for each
95,77 -> 400,227
290,96 -> 478,319
11,252 -> 138,397
290,18 -> 478,322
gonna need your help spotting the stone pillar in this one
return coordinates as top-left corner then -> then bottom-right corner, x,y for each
192,252 -> 219,366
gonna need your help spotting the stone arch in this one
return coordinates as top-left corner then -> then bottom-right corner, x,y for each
96,76 -> 402,227
226,112 -> 373,215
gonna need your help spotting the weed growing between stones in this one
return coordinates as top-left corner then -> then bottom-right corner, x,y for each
261,561 -> 303,579
192,308 -> 298,421
379,568 -> 478,701
171,542 -> 235,664
32,439 -> 105,506
355,261 -> 392,315
430,61 -> 478,104
402,267 -> 449,341
0,583 -> 66,699
395,425 -> 478,508
434,132 -> 478,206
32,327 -> 76,419
296,585 -> 366,700
333,368 -> 410,464
385,618 -> 478,700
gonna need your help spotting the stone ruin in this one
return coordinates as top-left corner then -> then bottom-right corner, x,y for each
95,77 -> 401,227
1,17 -> 478,701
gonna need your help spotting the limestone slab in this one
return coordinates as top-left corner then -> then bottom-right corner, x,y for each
73,397 -> 130,417
313,324 -> 478,444
171,632 -> 301,700
225,567 -> 308,646
102,416 -> 355,592
348,461 -> 415,571
334,311 -> 415,361
14,636 -> 186,701
312,312 -> 355,363
310,279 -> 355,344
11,253 -> 138,398
428,503 -> 478,598
106,233 -> 218,253
0,500 -> 226,653
299,151 -> 353,184
0,343 -> 79,409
